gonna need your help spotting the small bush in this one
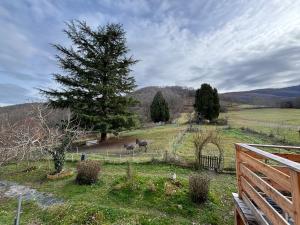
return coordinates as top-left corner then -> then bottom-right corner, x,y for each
76,160 -> 101,185
164,182 -> 177,196
146,181 -> 157,192
189,173 -> 210,203
125,162 -> 139,190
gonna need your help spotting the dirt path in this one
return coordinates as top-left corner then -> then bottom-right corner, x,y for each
0,180 -> 63,208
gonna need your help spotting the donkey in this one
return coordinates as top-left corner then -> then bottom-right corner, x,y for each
124,144 -> 135,154
136,139 -> 148,152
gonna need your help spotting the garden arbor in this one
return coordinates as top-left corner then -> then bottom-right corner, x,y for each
193,130 -> 224,172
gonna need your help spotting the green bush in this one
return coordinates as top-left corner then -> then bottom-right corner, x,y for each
189,173 -> 210,203
76,160 -> 101,185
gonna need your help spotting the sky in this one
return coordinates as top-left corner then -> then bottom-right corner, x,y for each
1,0 -> 300,105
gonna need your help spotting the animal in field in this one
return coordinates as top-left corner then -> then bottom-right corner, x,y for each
136,139 -> 148,152
123,144 -> 135,153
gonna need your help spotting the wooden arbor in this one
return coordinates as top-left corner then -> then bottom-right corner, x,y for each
233,144 -> 300,225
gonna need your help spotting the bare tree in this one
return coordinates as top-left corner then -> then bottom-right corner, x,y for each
33,104 -> 83,173
0,117 -> 42,166
0,104 -> 83,173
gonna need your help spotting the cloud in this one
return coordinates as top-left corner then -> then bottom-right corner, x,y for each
1,0 -> 300,104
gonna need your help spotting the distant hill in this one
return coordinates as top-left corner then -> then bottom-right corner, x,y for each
221,85 -> 300,107
1,84 -> 300,124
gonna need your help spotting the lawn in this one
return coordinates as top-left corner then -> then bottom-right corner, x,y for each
0,161 -> 236,225
222,108 -> 300,144
2,108 -> 297,224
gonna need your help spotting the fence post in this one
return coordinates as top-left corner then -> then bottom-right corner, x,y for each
235,144 -> 242,197
14,194 -> 22,225
291,170 -> 300,224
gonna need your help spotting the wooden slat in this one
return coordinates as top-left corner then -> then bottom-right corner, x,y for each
261,177 -> 290,192
241,192 -> 269,225
290,170 -> 300,224
272,166 -> 290,176
239,151 -> 291,191
248,144 -> 300,150
241,177 -> 290,225
274,153 -> 300,163
240,164 -> 294,216
235,144 -> 243,196
233,193 -> 257,225
237,143 -> 300,172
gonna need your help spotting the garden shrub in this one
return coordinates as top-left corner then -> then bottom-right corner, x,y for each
76,160 -> 101,185
147,181 -> 157,192
189,173 -> 210,203
125,162 -> 139,190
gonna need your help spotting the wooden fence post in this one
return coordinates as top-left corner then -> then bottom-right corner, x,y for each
235,144 -> 242,197
290,170 -> 300,224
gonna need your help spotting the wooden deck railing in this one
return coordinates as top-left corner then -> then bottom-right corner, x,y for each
235,143 -> 300,225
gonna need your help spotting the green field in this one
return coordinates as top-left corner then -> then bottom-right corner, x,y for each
222,108 -> 300,145
1,108 -> 299,224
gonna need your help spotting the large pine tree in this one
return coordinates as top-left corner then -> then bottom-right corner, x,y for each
150,91 -> 170,122
194,83 -> 220,121
41,21 -> 138,141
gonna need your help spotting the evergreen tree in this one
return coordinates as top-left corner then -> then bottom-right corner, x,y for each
150,91 -> 170,122
40,21 -> 138,141
194,83 -> 220,121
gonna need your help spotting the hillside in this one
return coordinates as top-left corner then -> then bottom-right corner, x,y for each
1,84 -> 300,124
221,85 -> 300,106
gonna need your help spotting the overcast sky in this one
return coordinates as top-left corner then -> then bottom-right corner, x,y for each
1,0 -> 300,105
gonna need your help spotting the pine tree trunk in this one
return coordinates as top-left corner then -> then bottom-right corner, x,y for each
100,132 -> 107,142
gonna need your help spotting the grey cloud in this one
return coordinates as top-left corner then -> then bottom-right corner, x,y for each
217,45 -> 300,90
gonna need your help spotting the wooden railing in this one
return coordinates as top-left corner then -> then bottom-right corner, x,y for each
235,143 -> 300,225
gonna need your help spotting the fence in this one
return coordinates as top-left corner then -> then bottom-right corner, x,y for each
234,143 -> 300,225
199,155 -> 220,170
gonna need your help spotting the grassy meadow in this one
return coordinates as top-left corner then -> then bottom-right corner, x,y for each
222,108 -> 300,144
1,107 -> 300,224
0,161 -> 236,225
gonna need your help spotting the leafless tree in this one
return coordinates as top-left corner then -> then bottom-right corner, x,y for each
0,104 -> 83,173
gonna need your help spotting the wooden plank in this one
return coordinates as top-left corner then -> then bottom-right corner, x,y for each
250,165 -> 290,176
290,170 -> 300,224
237,143 -> 300,172
272,166 -> 290,176
261,177 -> 290,192
235,144 -> 243,196
274,153 -> 300,163
241,177 -> 290,225
239,151 -> 291,191
233,193 -> 257,225
241,192 -> 269,225
248,144 -> 300,151
240,164 -> 294,216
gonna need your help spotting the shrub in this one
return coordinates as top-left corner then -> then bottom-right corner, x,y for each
146,181 -> 157,192
189,173 -> 210,203
76,160 -> 101,185
125,162 -> 139,190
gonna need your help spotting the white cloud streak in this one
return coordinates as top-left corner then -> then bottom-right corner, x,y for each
0,0 -> 300,104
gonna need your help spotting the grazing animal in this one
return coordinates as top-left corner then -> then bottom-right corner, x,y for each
136,139 -> 148,152
124,144 -> 135,153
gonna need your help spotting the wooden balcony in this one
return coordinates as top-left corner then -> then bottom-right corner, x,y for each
233,143 -> 300,225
